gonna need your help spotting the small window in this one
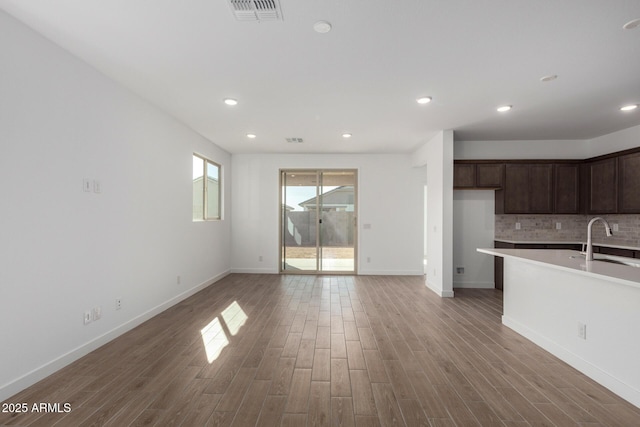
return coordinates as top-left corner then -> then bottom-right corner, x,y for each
193,154 -> 221,220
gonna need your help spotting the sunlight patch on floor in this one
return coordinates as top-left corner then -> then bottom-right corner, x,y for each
200,317 -> 229,363
200,301 -> 247,363
221,301 -> 248,336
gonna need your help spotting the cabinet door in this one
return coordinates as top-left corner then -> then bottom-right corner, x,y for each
504,165 -> 529,213
529,164 -> 554,213
454,163 -> 476,188
476,164 -> 504,188
554,164 -> 580,214
618,152 -> 640,213
587,158 -> 617,213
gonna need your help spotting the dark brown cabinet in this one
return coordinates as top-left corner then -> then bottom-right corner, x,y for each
530,164 -> 554,213
455,146 -> 640,215
586,158 -> 617,214
503,164 -> 553,214
503,165 -> 528,213
453,162 -> 503,189
476,164 -> 504,188
453,163 -> 476,188
554,163 -> 580,214
618,152 -> 640,213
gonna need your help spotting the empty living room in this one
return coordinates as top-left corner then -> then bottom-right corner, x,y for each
2,1 -> 640,426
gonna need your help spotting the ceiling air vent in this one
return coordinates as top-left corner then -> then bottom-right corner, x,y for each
229,0 -> 283,22
285,138 -> 304,143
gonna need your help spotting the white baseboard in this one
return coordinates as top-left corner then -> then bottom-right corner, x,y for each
359,270 -> 424,276
425,281 -> 455,298
0,270 -> 230,402
230,267 -> 279,274
230,268 -> 425,276
453,281 -> 495,289
503,315 -> 640,409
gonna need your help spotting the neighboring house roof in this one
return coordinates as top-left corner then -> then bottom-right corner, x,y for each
193,176 -> 219,184
299,186 -> 355,209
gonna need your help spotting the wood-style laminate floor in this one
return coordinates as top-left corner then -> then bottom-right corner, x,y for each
2,274 -> 639,426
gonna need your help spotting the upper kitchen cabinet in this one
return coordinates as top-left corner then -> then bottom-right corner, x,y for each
456,145 -> 640,214
501,164 -> 553,214
554,163 -> 580,214
585,157 -> 618,214
453,163 -> 476,188
453,162 -> 504,189
618,151 -> 640,213
476,163 -> 504,188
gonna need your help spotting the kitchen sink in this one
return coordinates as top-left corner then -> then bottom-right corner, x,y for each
569,254 -> 640,268
594,258 -> 640,268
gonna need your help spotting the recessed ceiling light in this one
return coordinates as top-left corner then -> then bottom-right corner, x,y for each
620,104 -> 638,111
497,105 -> 512,112
223,98 -> 238,106
247,133 -> 257,139
342,133 -> 352,138
540,74 -> 558,82
623,18 -> 640,30
417,96 -> 432,104
313,21 -> 332,33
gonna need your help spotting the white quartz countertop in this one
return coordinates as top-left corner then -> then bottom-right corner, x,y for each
478,248 -> 640,289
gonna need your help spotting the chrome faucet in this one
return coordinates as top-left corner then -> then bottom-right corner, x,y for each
585,217 -> 613,261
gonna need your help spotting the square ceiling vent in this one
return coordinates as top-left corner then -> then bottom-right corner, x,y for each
229,0 -> 283,22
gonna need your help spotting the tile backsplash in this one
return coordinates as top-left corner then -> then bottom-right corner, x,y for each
495,214 -> 640,248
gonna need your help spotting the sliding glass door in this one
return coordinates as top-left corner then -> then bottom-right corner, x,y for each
280,170 -> 357,274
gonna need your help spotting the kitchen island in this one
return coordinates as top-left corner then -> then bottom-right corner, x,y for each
478,248 -> 640,408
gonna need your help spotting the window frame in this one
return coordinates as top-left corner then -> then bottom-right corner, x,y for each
193,153 -> 222,221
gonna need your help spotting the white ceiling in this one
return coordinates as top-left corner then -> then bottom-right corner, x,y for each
1,1 -> 639,154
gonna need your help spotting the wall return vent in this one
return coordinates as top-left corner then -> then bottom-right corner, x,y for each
229,0 -> 283,22
285,138 -> 304,143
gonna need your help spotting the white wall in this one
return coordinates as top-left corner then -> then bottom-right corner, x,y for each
412,131 -> 454,297
455,124 -> 640,161
586,124 -> 640,157
0,11 -> 231,400
453,191 -> 495,288
231,154 -> 425,275
454,139 -> 588,160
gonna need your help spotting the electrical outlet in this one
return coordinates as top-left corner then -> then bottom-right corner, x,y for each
578,322 -> 587,340
177,275 -> 181,285
92,306 -> 102,321
83,311 -> 92,325
367,257 -> 371,263
456,267 -> 465,275
83,179 -> 91,192
515,222 -> 521,230
556,222 -> 562,230
258,255 -> 263,262
613,223 -> 619,232
115,298 -> 122,310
